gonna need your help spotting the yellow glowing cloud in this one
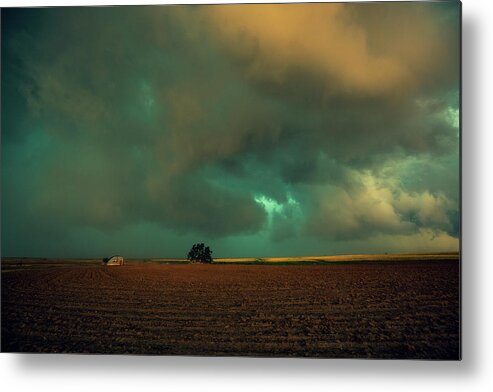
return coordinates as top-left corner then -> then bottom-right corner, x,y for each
206,3 -> 456,96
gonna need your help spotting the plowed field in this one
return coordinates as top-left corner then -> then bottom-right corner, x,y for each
1,261 -> 460,358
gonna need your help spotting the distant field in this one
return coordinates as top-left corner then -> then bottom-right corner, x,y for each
1,252 -> 460,269
212,252 -> 459,264
1,255 -> 460,358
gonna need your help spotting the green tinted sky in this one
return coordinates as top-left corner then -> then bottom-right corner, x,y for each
1,2 -> 460,258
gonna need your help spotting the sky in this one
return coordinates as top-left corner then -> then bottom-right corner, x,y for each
1,2 -> 460,258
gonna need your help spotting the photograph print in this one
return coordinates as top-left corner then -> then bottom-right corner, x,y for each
1,1 -> 461,359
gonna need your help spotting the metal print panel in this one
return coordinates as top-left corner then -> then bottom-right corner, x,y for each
1,1 -> 461,359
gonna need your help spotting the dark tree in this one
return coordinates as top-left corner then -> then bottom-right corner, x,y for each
187,243 -> 213,264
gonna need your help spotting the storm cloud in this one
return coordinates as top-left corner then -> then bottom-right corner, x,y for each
1,3 -> 460,257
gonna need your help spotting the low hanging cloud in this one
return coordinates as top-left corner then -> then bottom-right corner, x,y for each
1,3 -> 460,257
303,172 -> 457,241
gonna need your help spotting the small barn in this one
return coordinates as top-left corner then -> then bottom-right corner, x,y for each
103,255 -> 124,266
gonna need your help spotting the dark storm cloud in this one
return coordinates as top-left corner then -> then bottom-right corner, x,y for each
1,3 -> 460,257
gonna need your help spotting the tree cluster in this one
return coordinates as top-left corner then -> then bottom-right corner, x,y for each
187,243 -> 213,264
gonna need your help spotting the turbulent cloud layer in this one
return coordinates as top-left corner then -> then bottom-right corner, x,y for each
1,3 -> 460,257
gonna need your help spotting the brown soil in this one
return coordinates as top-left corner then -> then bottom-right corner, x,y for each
1,261 -> 460,358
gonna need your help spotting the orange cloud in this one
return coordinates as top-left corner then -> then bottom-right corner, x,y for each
205,3 -> 457,96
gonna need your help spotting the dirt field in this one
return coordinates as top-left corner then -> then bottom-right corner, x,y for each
1,260 -> 460,358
